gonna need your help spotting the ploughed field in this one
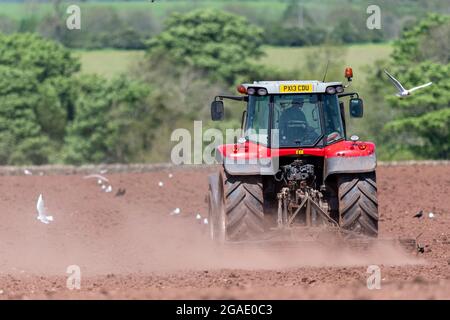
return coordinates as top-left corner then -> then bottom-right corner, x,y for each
0,164 -> 448,299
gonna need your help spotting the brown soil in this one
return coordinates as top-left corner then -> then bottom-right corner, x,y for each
0,165 -> 449,299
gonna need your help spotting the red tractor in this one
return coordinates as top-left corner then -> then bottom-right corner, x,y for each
207,68 -> 378,242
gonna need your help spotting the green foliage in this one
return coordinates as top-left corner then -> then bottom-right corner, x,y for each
130,55 -> 227,162
52,8 -> 161,50
383,62 -> 450,159
264,25 -> 328,47
263,3 -> 328,47
0,33 -> 81,164
369,14 -> 450,159
391,14 -> 450,65
63,75 -> 150,164
0,65 -> 51,165
0,32 -> 153,165
0,30 -> 156,165
146,9 -> 265,85
0,33 -> 80,81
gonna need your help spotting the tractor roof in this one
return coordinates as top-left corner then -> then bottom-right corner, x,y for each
242,80 -> 343,94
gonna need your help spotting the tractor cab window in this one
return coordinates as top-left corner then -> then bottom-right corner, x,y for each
273,94 -> 321,147
323,94 -> 345,144
245,95 -> 270,145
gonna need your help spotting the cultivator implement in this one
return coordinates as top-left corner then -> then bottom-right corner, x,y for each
226,226 -> 417,253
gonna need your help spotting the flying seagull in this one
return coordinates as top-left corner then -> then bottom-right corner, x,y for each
83,174 -> 109,183
36,194 -> 54,224
384,70 -> 432,97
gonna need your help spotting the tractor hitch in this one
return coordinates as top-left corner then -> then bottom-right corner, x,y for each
276,187 -> 338,229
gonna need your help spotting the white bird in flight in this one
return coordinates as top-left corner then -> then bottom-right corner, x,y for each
384,70 -> 432,97
36,194 -> 54,224
83,174 -> 109,183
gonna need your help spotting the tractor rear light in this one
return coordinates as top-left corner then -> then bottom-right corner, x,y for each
257,88 -> 268,96
336,86 -> 344,93
247,87 -> 256,95
237,85 -> 247,94
326,86 -> 336,94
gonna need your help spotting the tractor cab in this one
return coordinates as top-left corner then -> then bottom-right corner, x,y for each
244,86 -> 345,148
211,75 -> 364,151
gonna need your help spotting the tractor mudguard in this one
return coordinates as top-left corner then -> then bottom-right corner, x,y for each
215,140 -> 376,177
324,153 -> 376,180
215,148 -> 278,175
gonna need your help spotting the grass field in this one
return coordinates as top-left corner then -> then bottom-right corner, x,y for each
77,43 -> 393,79
76,49 -> 144,78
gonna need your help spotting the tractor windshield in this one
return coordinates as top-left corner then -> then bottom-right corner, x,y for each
273,94 -> 322,147
245,94 -> 345,147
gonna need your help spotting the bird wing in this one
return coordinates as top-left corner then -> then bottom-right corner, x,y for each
37,194 -> 45,217
408,82 -> 432,92
38,217 -> 49,224
83,174 -> 109,182
384,70 -> 406,92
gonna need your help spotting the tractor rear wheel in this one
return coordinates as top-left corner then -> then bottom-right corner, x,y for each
208,172 -> 226,242
337,172 -> 378,237
208,170 -> 265,241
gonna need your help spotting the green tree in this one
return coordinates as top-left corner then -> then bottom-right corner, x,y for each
0,33 -> 81,164
0,66 -> 51,165
146,9 -> 265,85
369,14 -> 450,159
0,33 -> 80,82
63,75 -> 150,164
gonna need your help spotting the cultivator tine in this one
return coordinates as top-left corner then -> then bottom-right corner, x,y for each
288,196 -> 307,225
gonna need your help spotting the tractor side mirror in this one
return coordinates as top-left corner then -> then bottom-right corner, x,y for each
211,100 -> 224,121
349,98 -> 363,118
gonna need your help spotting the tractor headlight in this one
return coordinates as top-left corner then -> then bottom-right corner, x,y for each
257,88 -> 268,96
247,87 -> 256,95
326,86 -> 336,94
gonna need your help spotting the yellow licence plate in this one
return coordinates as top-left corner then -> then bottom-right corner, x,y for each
279,84 -> 312,93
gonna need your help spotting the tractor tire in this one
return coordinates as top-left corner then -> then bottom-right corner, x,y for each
208,172 -> 226,243
208,170 -> 265,242
225,173 -> 265,240
337,172 -> 378,237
